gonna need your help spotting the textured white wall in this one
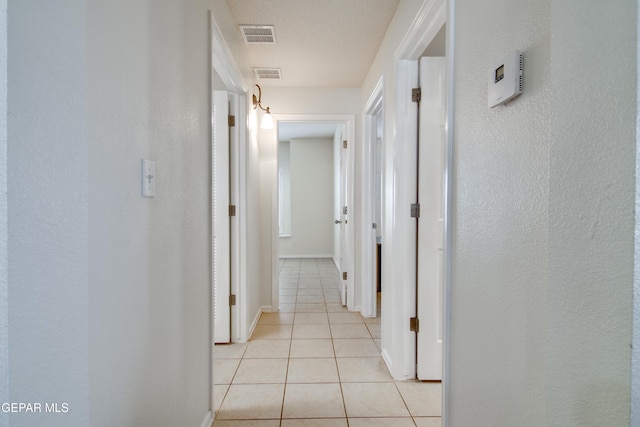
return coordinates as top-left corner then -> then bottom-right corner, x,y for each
548,1 -> 635,425
451,0 -> 636,425
86,0 -> 217,425
7,0 -> 227,425
8,1 -> 89,425
280,138 -> 334,257
634,4 -> 640,422
450,1 -> 551,424
0,1 -> 7,425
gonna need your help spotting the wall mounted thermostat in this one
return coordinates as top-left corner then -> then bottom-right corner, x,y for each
488,50 -> 523,108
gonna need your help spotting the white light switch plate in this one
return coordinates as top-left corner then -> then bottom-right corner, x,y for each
141,159 -> 156,198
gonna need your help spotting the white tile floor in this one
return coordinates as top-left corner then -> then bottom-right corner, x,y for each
213,258 -> 441,427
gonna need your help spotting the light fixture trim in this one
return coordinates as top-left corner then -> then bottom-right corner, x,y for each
253,84 -> 274,129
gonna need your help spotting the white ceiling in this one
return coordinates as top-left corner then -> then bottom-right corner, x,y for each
226,0 -> 401,88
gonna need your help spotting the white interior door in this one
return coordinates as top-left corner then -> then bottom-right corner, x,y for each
417,57 -> 446,380
339,129 -> 348,306
213,90 -> 231,344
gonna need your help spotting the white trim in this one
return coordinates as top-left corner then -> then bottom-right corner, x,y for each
209,9 -> 249,417
442,2 -> 455,425
395,0 -> 447,60
361,76 -> 384,319
200,411 -> 213,427
210,14 -> 247,92
244,306 -> 269,343
365,76 -> 385,112
381,348 -> 393,375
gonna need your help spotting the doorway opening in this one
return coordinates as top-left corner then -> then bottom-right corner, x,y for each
362,76 -> 385,320
271,114 -> 356,313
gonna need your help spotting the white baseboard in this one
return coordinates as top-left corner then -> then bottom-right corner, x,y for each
248,308 -> 262,339
381,348 -> 393,377
246,305 -> 275,340
200,411 -> 213,427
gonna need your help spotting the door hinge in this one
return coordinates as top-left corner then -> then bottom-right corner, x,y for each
412,88 -> 421,103
342,272 -> 348,280
229,205 -> 237,217
229,294 -> 237,306
343,140 -> 348,149
372,222 -> 377,229
411,203 -> 420,218
410,317 -> 420,332
343,206 -> 348,215
228,115 -> 236,127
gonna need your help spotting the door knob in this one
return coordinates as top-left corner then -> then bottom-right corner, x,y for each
334,219 -> 342,224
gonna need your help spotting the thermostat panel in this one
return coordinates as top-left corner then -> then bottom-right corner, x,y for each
488,51 -> 523,108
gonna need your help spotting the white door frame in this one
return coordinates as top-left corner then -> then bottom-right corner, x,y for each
210,10 -> 248,421
417,56 -> 446,380
391,0 -> 452,424
272,114 -> 356,311
361,76 -> 384,318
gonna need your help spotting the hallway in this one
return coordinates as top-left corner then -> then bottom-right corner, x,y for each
213,258 -> 441,426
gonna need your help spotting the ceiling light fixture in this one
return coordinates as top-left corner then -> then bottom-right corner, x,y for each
252,84 -> 274,129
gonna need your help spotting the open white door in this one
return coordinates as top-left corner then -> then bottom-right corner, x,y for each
417,57 -> 446,380
338,127 -> 349,306
213,90 -> 231,344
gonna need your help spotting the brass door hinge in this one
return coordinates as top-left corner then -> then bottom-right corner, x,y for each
228,115 -> 236,127
229,205 -> 237,217
410,317 -> 419,332
412,88 -> 421,103
411,203 -> 420,218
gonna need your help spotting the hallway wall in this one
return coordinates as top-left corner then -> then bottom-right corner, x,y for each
8,1 -> 89,425
0,0 -> 8,425
547,1 -> 635,424
87,1 -> 225,425
6,0 -> 239,426
451,0 -> 635,425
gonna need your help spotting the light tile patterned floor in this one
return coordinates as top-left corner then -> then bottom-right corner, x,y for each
213,258 -> 441,427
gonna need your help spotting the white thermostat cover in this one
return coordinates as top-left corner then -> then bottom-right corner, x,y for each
488,51 -> 523,108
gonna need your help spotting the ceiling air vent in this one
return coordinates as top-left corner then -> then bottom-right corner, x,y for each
254,68 -> 282,80
240,25 -> 276,44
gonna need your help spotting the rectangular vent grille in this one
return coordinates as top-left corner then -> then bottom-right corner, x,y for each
240,25 -> 276,44
519,54 -> 524,93
254,67 -> 282,80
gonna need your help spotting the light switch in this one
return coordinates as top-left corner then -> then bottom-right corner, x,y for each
141,159 -> 156,198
